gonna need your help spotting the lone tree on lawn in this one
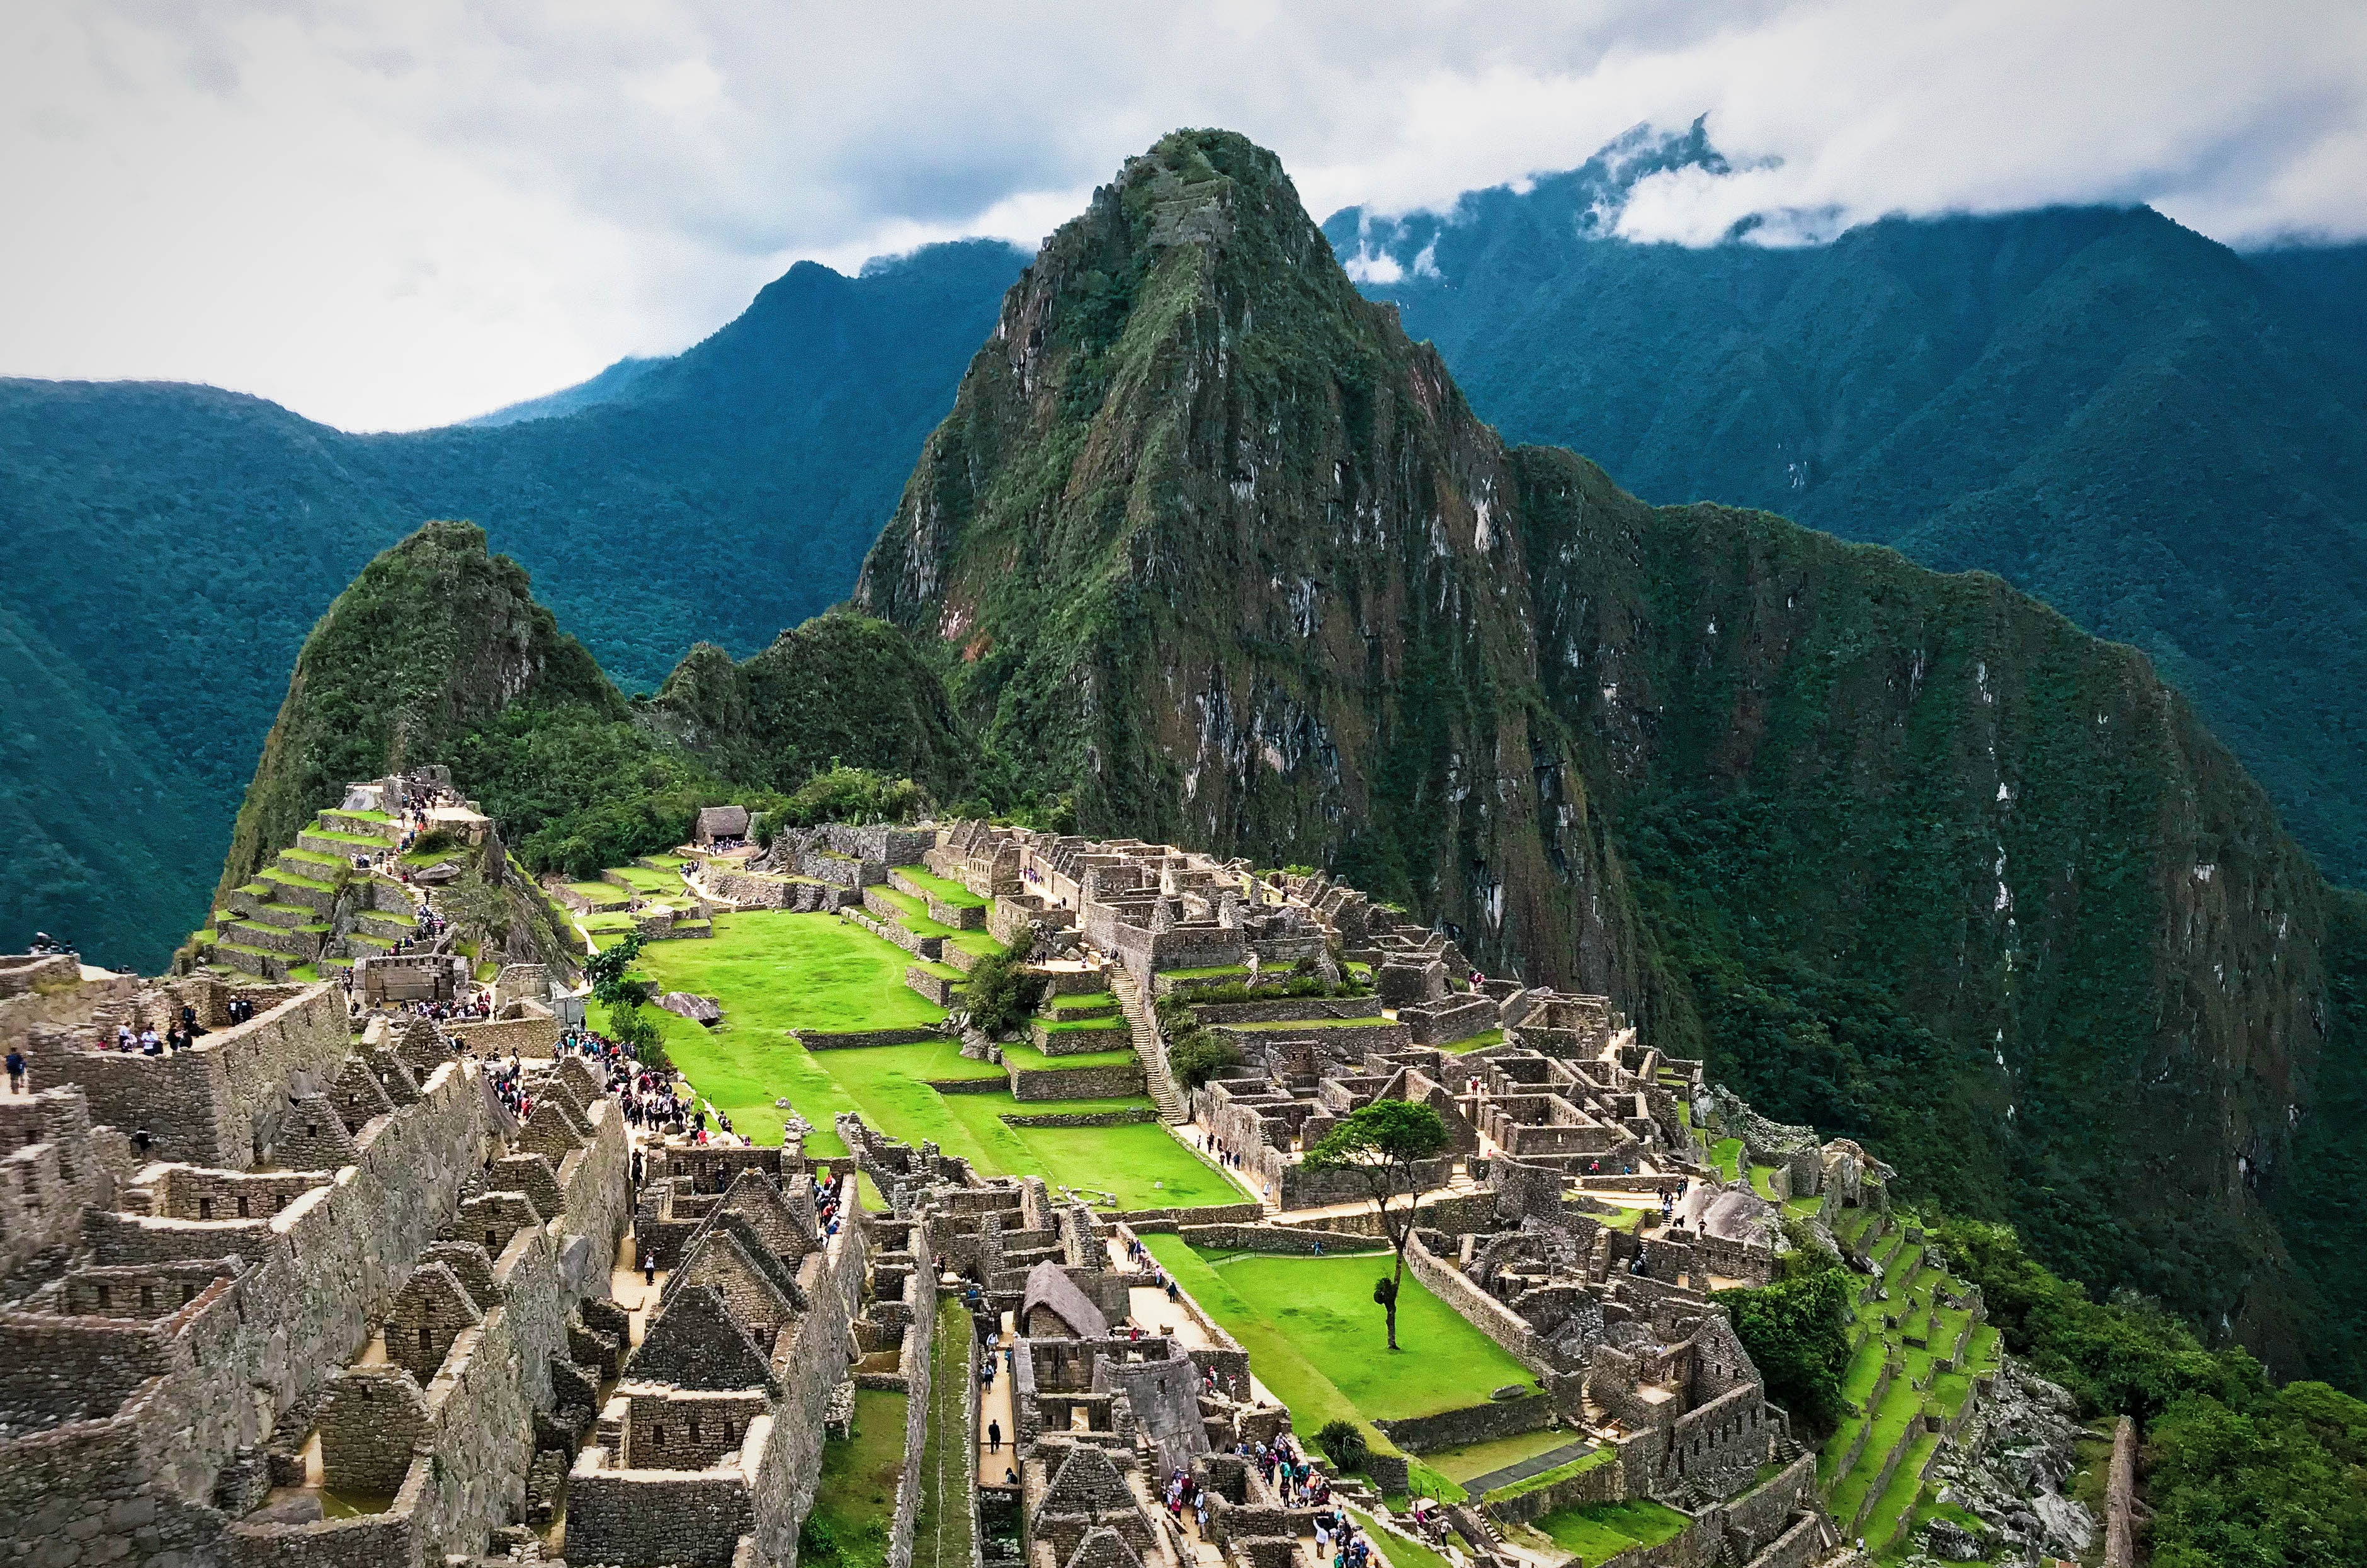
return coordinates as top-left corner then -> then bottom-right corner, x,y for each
1303,1098 -> 1451,1351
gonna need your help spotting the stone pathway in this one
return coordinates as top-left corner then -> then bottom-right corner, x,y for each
975,1310 -> 1020,1490
1456,1436 -> 1596,1496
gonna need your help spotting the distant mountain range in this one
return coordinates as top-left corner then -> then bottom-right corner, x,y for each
1325,122 -> 2367,888
0,239 -> 1024,969
5,123 -> 2364,973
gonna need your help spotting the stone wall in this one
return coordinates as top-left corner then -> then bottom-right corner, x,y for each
1374,1392 -> 1554,1455
798,1027 -> 943,1050
1001,1108 -> 1158,1128
1174,1225 -> 1383,1256
1400,1234 -> 1553,1373
1008,1063 -> 1144,1102
446,1013 -> 561,1059
32,984 -> 351,1169
563,1457 -> 761,1567
749,1186 -> 870,1565
887,1222 -> 938,1568
1484,1450 -> 1623,1525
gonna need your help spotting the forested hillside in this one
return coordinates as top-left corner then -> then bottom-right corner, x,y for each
1326,130 -> 2367,885
0,239 -> 1023,969
858,127 -> 2367,1390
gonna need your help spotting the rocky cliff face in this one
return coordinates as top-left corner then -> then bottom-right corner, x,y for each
856,130 -> 2361,1381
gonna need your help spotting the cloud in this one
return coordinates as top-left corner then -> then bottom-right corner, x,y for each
1,0 -> 2360,430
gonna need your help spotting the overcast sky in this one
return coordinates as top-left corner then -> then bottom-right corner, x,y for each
4,1 -> 2362,433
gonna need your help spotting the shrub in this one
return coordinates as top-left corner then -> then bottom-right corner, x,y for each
608,1001 -> 669,1068
1314,1418 -> 1368,1473
1713,1263 -> 1855,1438
963,950 -> 1045,1039
1168,1030 -> 1242,1089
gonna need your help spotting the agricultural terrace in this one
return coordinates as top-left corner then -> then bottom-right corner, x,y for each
1141,1236 -> 1562,1501
591,908 -> 1237,1211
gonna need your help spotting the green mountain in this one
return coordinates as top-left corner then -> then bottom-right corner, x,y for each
858,128 -> 2367,1389
1324,129 -> 2367,886
0,239 -> 1024,969
219,520 -> 970,900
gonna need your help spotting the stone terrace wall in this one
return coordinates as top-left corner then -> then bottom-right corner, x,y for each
563,1460 -> 759,1567
1008,1062 -> 1143,1102
1374,1393 -> 1555,1455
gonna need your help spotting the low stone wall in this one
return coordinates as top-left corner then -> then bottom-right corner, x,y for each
1484,1450 -> 1623,1524
1110,1202 -> 1265,1227
1212,1022 -> 1410,1057
564,1460 -> 758,1567
907,967 -> 965,1007
1008,1062 -> 1144,1101
1002,1108 -> 1158,1128
1376,1392 -> 1553,1455
926,1076 -> 1009,1096
1175,1224 -> 1383,1255
748,1187 -> 870,1565
796,1027 -> 943,1050
1029,1021 -> 1130,1055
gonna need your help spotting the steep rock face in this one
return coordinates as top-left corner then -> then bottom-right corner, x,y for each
214,520 -> 624,906
858,130 -> 1641,995
1517,450 -> 2336,1365
857,129 -> 2359,1379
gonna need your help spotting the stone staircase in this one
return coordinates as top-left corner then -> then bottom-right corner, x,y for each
195,805 -> 415,980
1110,965 -> 1186,1123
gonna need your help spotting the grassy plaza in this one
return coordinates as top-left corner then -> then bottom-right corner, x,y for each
594,908 -> 1237,1210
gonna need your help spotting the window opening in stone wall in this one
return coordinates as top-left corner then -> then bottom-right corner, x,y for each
419,1326 -> 434,1363
140,1285 -> 155,1311
237,1195 -> 249,1217
198,1196 -> 212,1219
96,1283 -> 110,1309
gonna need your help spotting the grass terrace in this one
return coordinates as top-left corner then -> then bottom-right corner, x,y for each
1140,1237 -> 1534,1494
1708,1138 -> 1743,1183
803,1387 -> 908,1568
1528,1499 -> 1689,1562
896,867 -> 987,907
1438,1028 -> 1504,1054
595,911 -> 1225,1209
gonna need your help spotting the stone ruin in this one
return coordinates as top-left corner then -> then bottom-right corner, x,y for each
0,969 -> 635,1567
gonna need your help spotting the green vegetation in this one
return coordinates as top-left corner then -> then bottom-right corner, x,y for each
595,911 -> 1224,1209
913,1298 -> 978,1568
1939,1214 -> 2367,1565
1140,1238 -> 1531,1437
1331,135 -> 2367,890
1528,1499 -> 1688,1561
962,948 -> 1045,1038
1420,1429 -> 1582,1486
1305,1099 -> 1454,1350
1715,1263 -> 1856,1438
800,1388 -> 908,1568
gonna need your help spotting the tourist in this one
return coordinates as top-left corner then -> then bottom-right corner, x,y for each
4,1047 -> 23,1094
987,1418 -> 1002,1453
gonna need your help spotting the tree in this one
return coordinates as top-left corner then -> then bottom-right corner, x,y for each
1713,1264 -> 1856,1438
1303,1099 -> 1451,1350
585,932 -> 651,1009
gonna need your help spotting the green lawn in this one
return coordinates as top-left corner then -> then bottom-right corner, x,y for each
1141,1238 -> 1533,1442
897,867 -> 986,907
599,911 -> 1225,1208
1749,1164 -> 1780,1200
1424,1428 -> 1583,1484
1709,1138 -> 1742,1182
1531,1499 -> 1688,1561
1342,1507 -> 1456,1568
1438,1028 -> 1504,1054
606,865 -> 679,894
805,1388 -> 909,1568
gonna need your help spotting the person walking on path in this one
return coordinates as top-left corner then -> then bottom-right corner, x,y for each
987,1419 -> 1002,1453
4,1048 -> 23,1096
